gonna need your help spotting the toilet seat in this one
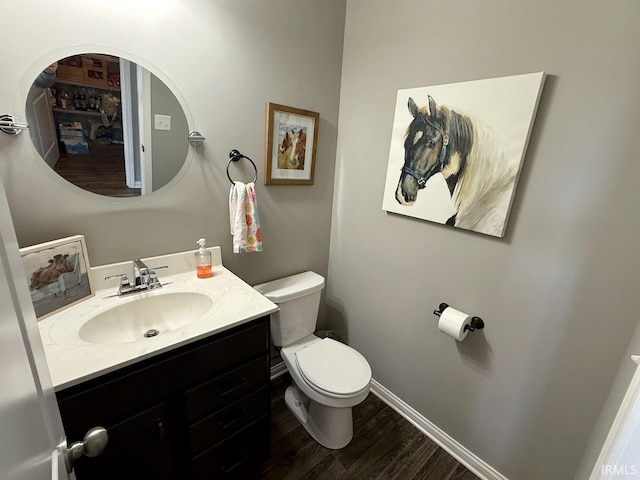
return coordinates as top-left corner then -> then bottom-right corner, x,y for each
295,338 -> 371,397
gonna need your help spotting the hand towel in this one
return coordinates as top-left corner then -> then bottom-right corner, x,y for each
229,181 -> 262,253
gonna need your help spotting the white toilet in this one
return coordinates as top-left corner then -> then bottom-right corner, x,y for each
254,271 -> 371,449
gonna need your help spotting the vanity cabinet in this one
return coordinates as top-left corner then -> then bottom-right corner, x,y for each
56,317 -> 271,479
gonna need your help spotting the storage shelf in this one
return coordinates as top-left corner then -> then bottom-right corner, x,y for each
52,108 -> 118,117
55,78 -> 120,91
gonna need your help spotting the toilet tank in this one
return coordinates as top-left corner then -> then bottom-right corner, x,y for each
254,271 -> 325,347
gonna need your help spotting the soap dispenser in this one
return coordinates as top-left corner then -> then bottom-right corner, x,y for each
195,238 -> 213,278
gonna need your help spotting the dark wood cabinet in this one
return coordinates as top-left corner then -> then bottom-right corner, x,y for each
74,402 -> 176,480
192,416 -> 270,480
57,317 -> 271,479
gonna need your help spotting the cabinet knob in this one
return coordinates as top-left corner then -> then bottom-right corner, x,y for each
157,419 -> 166,440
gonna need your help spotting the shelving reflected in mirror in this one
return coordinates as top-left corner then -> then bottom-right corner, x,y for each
26,53 -> 189,197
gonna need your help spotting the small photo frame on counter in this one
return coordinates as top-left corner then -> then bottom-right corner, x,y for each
20,235 -> 94,320
265,102 -> 319,185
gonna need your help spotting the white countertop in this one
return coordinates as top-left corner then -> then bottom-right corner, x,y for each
38,247 -> 278,391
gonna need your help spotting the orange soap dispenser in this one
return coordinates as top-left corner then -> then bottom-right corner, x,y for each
195,238 -> 213,278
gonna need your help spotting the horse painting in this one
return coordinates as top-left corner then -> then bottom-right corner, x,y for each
394,95 -> 517,236
278,128 -> 307,170
383,74 -> 545,237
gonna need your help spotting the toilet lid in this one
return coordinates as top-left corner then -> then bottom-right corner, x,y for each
295,338 -> 371,395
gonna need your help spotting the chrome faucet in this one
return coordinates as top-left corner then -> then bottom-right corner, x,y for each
105,259 -> 168,296
133,258 -> 151,286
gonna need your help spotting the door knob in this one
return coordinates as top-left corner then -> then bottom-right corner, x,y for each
61,426 -> 108,474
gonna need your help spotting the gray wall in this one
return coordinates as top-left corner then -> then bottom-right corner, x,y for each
328,1 -> 640,479
150,72 -> 189,191
0,0 -> 346,296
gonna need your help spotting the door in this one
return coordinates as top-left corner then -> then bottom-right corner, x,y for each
25,85 -> 60,168
0,176 -> 69,480
591,357 -> 640,479
137,64 -> 153,194
120,58 -> 138,189
119,62 -> 152,193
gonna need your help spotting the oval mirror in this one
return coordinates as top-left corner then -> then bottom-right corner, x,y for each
25,53 -> 189,197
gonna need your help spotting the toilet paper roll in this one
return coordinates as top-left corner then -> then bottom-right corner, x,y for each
437,307 -> 471,341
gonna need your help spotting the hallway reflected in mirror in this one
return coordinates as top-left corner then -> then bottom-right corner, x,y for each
26,53 -> 189,198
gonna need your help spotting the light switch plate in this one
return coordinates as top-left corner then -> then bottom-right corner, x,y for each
154,114 -> 171,131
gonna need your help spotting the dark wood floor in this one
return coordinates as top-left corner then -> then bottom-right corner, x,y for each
260,375 -> 479,480
54,143 -> 141,197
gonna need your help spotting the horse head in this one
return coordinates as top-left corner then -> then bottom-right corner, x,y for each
395,95 -> 449,205
292,130 -> 307,168
279,131 -> 293,154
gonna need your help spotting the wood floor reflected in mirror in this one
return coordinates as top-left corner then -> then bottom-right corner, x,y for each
54,143 -> 141,197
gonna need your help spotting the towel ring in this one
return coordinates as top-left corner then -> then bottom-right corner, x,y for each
227,149 -> 258,185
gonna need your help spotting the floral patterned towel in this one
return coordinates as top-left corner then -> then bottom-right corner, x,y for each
229,182 -> 262,253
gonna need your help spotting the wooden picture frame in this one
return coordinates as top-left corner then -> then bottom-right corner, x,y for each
20,235 -> 94,320
265,102 -> 319,185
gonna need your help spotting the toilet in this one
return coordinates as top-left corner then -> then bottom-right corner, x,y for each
254,271 -> 371,449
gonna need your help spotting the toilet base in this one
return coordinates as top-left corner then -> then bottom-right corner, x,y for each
284,384 -> 354,449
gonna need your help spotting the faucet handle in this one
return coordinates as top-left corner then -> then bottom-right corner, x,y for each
147,266 -> 166,289
105,274 -> 130,286
149,265 -> 168,272
148,272 -> 162,289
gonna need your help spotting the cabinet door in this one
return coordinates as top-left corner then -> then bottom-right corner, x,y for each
73,402 -> 176,480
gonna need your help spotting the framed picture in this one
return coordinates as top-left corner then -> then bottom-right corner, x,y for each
382,72 -> 545,237
265,102 -> 319,185
20,235 -> 94,320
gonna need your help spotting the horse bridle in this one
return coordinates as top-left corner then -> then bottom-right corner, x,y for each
401,118 -> 449,189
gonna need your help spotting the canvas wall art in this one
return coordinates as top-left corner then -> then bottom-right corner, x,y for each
20,235 -> 93,319
381,72 -> 545,237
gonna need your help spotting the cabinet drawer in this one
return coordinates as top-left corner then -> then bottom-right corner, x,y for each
185,355 -> 268,422
192,415 -> 269,480
189,385 -> 269,455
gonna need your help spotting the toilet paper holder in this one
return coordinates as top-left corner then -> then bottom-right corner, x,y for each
433,303 -> 485,333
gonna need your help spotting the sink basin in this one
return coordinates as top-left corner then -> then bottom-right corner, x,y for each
78,292 -> 213,344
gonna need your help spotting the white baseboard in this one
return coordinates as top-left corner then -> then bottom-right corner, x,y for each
270,361 -> 288,381
370,379 -> 508,480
